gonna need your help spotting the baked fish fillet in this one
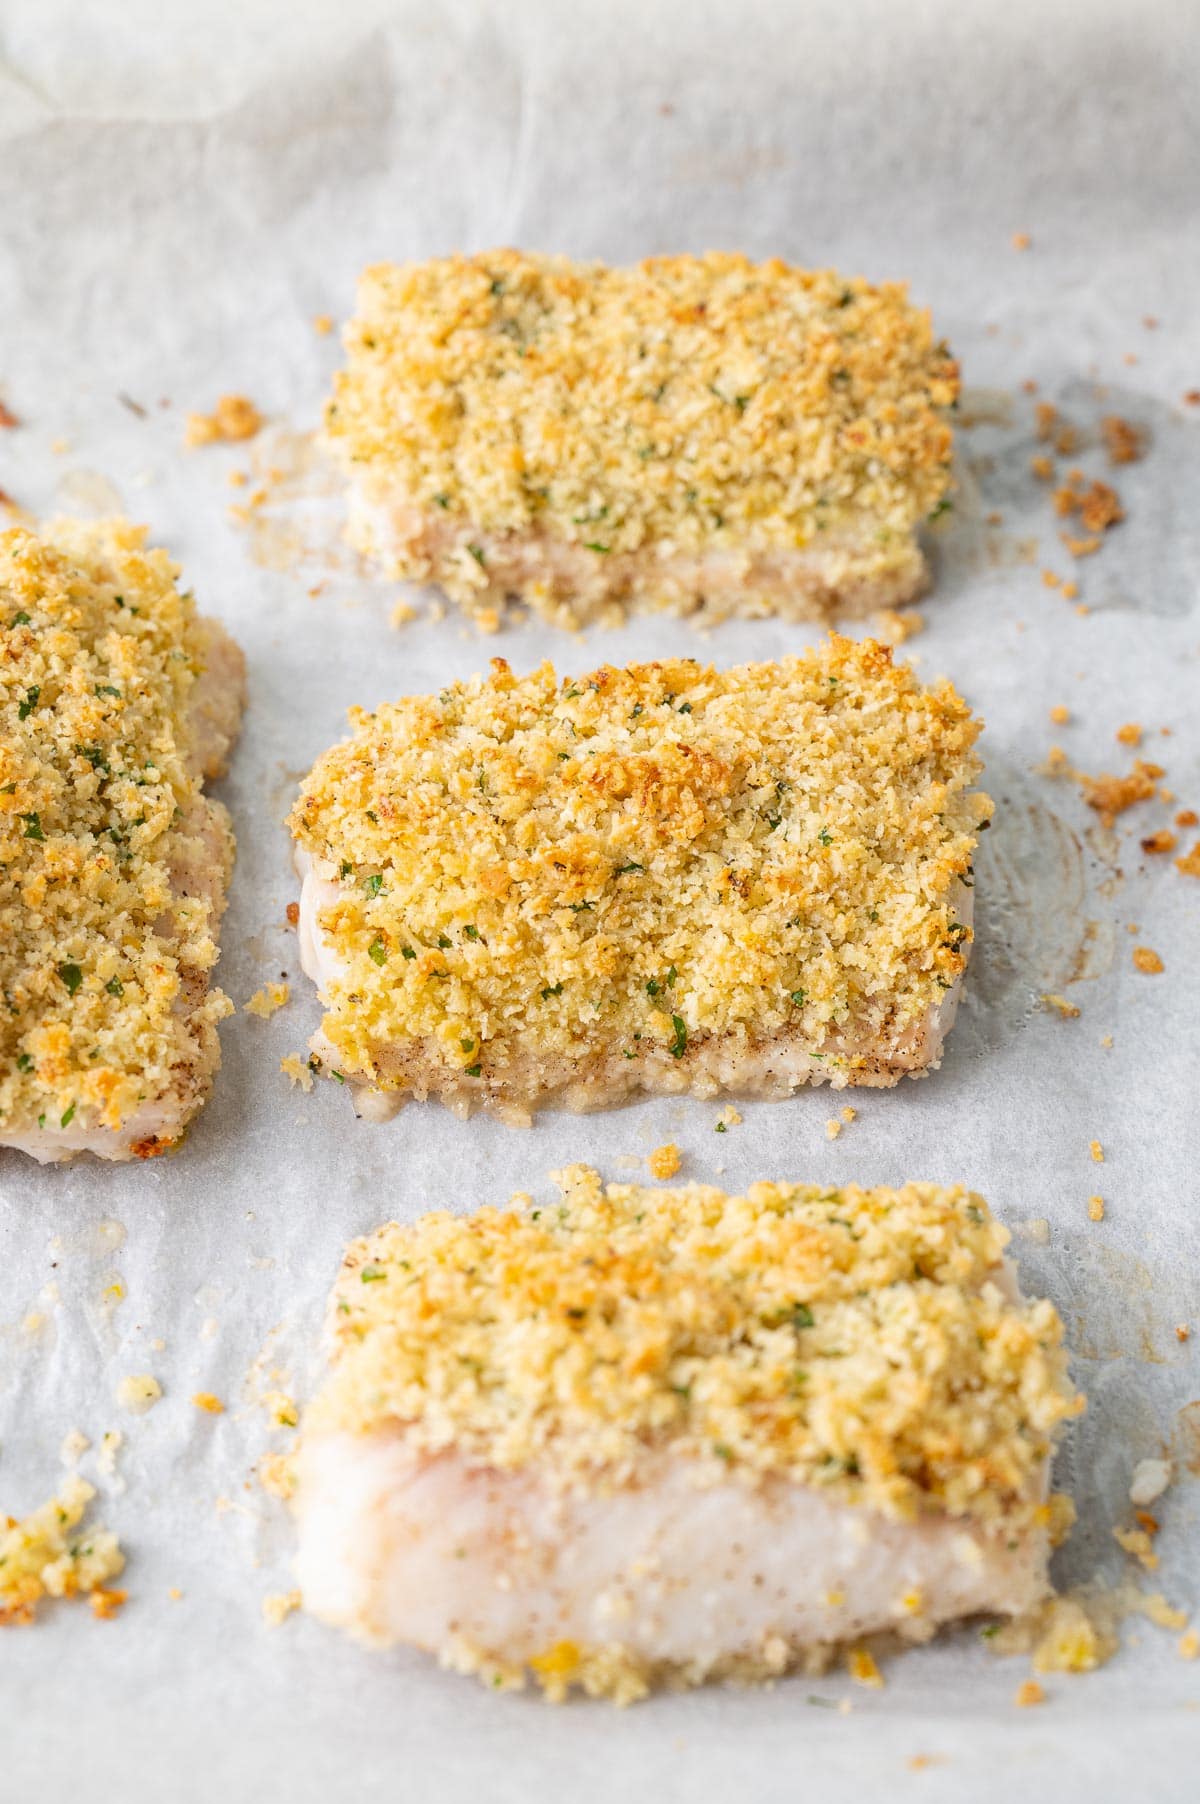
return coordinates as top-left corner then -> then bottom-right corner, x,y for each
289,636 -> 991,1124
294,1168 -> 1082,1702
0,519 -> 245,1162
325,251 -> 959,628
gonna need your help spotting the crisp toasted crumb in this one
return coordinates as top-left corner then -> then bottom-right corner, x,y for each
1035,403 -> 1058,441
1042,745 -> 1069,774
1185,391 -> 1200,407
1087,1196 -> 1105,1222
1030,454 -> 1055,481
825,1118 -> 842,1140
389,601 -> 418,629
1049,705 -> 1070,725
1062,532 -> 1102,558
1115,722 -> 1142,747
1129,1459 -> 1172,1507
1132,946 -> 1164,974
1041,993 -> 1080,1020
872,608 -> 924,645
847,1647 -> 884,1688
263,1390 -> 299,1428
1100,416 -> 1145,465
0,1477 -> 124,1624
244,982 -> 289,1018
1011,232 -> 1031,251
116,1374 -> 162,1414
309,1169 -> 1081,1524
841,1105 -> 856,1123
258,1451 -> 297,1501
313,315 -> 334,336
280,1054 -> 314,1092
0,398 -> 19,429
1041,569 -> 1061,590
262,1589 -> 302,1627
1090,1141 -> 1104,1163
168,1586 -> 183,1601
1141,830 -> 1177,854
1175,843 -> 1200,878
648,1142 -> 681,1180
90,1586 -> 127,1620
716,1105 -> 742,1132
1176,1324 -> 1191,1342
291,640 -> 991,1105
191,1391 -> 225,1414
185,395 -> 263,447
1076,761 -> 1163,826
1179,1630 -> 1199,1660
1015,1680 -> 1045,1707
1062,581 -> 1080,601
286,900 -> 301,927
1113,1526 -> 1158,1571
1175,809 -> 1198,828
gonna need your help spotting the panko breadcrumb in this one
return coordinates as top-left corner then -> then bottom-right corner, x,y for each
325,251 -> 959,628
0,1476 -> 124,1624
0,520 -> 244,1161
308,1168 -> 1079,1524
295,1169 -> 1081,1701
289,637 -> 990,1122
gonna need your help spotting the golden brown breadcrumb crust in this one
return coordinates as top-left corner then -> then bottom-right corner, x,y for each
289,636 -> 990,1106
0,520 -> 237,1143
307,1167 -> 1081,1527
325,250 -> 958,620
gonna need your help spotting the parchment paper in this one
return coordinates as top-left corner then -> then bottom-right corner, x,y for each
1,2 -> 1198,1798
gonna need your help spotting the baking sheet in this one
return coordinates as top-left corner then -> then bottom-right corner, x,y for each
1,0 -> 1198,1796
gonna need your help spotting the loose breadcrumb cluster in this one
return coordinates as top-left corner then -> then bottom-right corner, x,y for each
326,251 -> 958,618
307,1167 -> 1080,1526
290,637 -> 990,1105
0,1477 -> 124,1624
0,522 -> 235,1145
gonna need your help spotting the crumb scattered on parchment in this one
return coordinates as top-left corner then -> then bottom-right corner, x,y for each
390,601 -> 418,629
0,397 -> 19,429
60,1429 -> 90,1467
1141,829 -> 1177,854
1041,993 -> 1081,1020
1175,843 -> 1200,878
1176,1325 -> 1191,1343
116,1374 -> 161,1414
475,605 -> 502,635
1090,1140 -> 1104,1163
1129,1459 -> 1172,1507
96,1430 -> 123,1479
1054,472 -> 1124,534
1012,231 -> 1031,251
872,607 -> 924,646
286,901 -> 301,927
1180,1630 -> 1199,1661
648,1142 -> 681,1180
192,1392 -> 225,1415
244,982 -> 289,1018
185,394 -> 263,447
841,1105 -> 856,1123
1049,704 -> 1070,725
1075,760 -> 1164,827
313,314 -> 334,336
0,1477 -> 125,1625
1113,1526 -> 1159,1572
847,1648 -> 884,1688
280,1054 -> 314,1092
263,1589 -> 302,1628
258,1451 -> 297,1501
263,1391 -> 299,1429
825,1118 -> 842,1140
1088,1196 -> 1105,1223
713,1104 -> 741,1134
1115,722 -> 1143,748
1175,808 -> 1198,828
1132,946 -> 1164,974
1101,416 -> 1145,465
1015,1680 -> 1045,1707
1031,453 -> 1055,481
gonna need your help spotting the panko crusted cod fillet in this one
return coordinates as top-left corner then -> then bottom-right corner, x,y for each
0,520 -> 245,1162
294,1168 -> 1082,1702
325,251 -> 959,629
289,636 -> 991,1124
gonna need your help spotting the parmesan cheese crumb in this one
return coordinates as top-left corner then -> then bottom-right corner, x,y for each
244,982 -> 289,1018
648,1142 -> 681,1180
116,1373 -> 162,1414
